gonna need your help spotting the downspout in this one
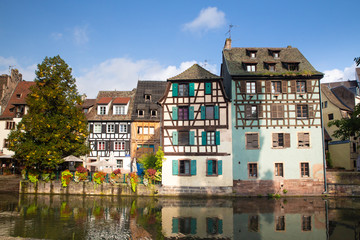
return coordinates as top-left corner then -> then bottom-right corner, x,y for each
319,82 -> 328,193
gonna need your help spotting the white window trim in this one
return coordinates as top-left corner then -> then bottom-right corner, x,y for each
107,124 -> 115,133
94,123 -> 102,133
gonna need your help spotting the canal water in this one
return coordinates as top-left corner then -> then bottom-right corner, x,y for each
0,193 -> 359,240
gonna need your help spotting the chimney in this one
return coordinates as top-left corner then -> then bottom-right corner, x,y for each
224,38 -> 232,49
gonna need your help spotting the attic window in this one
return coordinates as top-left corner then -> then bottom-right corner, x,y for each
16,94 -> 21,99
246,64 -> 257,72
250,52 -> 256,58
138,109 -> 144,117
268,63 -> 276,72
287,63 -> 299,71
247,49 -> 257,58
273,51 -> 280,58
144,94 -> 151,102
151,110 -> 157,117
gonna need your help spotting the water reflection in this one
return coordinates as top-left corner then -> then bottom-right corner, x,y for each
0,194 -> 359,239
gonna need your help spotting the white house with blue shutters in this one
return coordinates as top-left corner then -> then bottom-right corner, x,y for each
158,64 -> 233,191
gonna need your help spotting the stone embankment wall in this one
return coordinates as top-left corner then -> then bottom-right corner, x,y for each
326,171 -> 360,196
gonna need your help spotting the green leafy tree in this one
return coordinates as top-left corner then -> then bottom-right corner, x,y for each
138,147 -> 165,172
328,104 -> 360,140
8,56 -> 89,170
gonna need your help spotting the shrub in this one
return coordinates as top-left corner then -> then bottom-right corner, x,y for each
127,172 -> 139,192
93,171 -> 106,185
61,170 -> 73,188
75,166 -> 88,182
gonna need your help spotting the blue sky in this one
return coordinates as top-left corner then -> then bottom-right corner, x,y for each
0,0 -> 359,98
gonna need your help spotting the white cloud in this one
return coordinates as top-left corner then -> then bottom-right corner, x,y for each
321,64 -> 357,83
51,32 -> 63,40
73,25 -> 89,45
0,56 -> 36,81
76,58 -> 218,98
183,7 -> 226,33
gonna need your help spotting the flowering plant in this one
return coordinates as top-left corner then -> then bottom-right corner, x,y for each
127,172 -> 139,192
110,169 -> 122,185
93,171 -> 106,185
28,171 -> 39,186
74,166 -> 88,182
61,170 -> 73,187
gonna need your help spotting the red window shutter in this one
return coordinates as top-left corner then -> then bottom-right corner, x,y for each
266,81 -> 271,93
256,81 -> 262,93
241,81 -> 246,93
282,81 -> 288,93
290,80 -> 296,93
306,80 -> 312,93
308,104 -> 314,118
278,105 -> 284,118
258,105 -> 263,118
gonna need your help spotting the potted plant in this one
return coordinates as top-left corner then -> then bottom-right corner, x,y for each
74,166 -> 88,182
110,169 -> 122,185
61,170 -> 73,188
93,171 -> 106,185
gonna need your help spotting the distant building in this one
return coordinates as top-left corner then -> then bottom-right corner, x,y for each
0,69 -> 23,115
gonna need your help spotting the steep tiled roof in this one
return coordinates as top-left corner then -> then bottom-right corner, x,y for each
331,86 -> 355,110
113,97 -> 130,104
131,81 -> 167,121
321,85 -> 352,111
222,47 -> 323,76
98,97 -> 112,104
82,99 -> 96,108
0,81 -> 35,119
169,64 -> 220,80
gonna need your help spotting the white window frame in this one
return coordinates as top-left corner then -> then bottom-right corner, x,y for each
114,105 -> 126,115
107,124 -> 115,133
149,127 -> 155,135
98,105 -> 107,115
114,141 -> 125,150
98,141 -> 106,150
94,123 -> 102,133
246,64 -> 256,72
119,124 -> 127,133
246,81 -> 256,94
117,159 -> 123,168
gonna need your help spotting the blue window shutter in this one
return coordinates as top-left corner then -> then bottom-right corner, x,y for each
189,83 -> 195,96
172,160 -> 178,175
172,131 -> 178,145
191,160 -> 196,175
205,82 -> 212,94
207,160 -> 213,175
172,218 -> 179,233
172,107 -> 178,120
201,106 -> 205,120
172,83 -> 178,97
191,218 -> 197,234
202,131 -> 207,145
218,160 -> 222,175
219,219 -> 223,234
214,105 -> 219,120
216,131 -> 220,145
189,131 -> 195,145
189,106 -> 194,120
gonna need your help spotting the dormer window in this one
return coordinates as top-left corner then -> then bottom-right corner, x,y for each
151,110 -> 157,117
273,52 -> 279,58
269,64 -> 276,71
138,109 -> 144,117
265,62 -> 276,72
114,105 -> 126,115
98,105 -> 107,115
284,62 -> 299,71
247,49 -> 257,58
16,94 -> 21,99
144,94 -> 151,102
246,64 -> 257,72
250,52 -> 256,58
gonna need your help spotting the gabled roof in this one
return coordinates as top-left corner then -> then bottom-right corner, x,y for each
321,85 -> 352,112
113,97 -> 130,104
222,46 -> 323,76
82,99 -> 96,108
97,97 -> 112,104
168,64 -> 220,81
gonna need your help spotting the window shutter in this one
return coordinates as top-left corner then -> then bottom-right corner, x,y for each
94,141 -> 97,150
125,141 -> 130,150
191,160 -> 196,175
240,81 -> 246,93
308,104 -> 314,118
102,124 -> 106,133
202,131 -> 207,145
290,80 -> 296,93
306,80 -> 312,93
89,124 -> 93,133
109,141 -> 113,151
189,106 -> 194,120
282,81 -> 287,93
207,160 -> 213,175
218,160 -> 222,175
172,107 -> 178,120
205,82 -> 212,94
256,81 -> 262,93
172,83 -> 178,97
201,106 -> 206,120
284,133 -> 291,148
272,133 -> 278,147
190,218 -> 197,234
189,131 -> 195,145
258,105 -> 263,118
265,81 -> 271,93
214,106 -> 219,120
189,83 -> 195,96
278,105 -> 284,118
215,131 -> 220,145
106,141 -> 110,150
172,131 -> 178,145
271,105 -> 277,118
172,160 -> 178,175
172,218 -> 179,233
219,219 -> 223,234
252,134 -> 259,148
115,124 -> 119,133
245,105 -> 251,119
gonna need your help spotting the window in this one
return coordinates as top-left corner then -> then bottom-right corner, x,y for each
297,104 -> 308,118
143,127 -> 149,134
301,163 -> 310,177
248,163 -> 258,178
275,163 -> 284,177
117,160 -> 123,168
94,124 -> 102,133
178,106 -> 189,120
288,63 -> 299,71
248,215 -> 259,232
245,105 -> 258,119
206,218 -> 223,235
207,132 -> 215,145
271,81 -> 281,94
250,52 -> 256,58
271,104 -> 284,119
246,81 -> 256,94
273,52 -> 280,58
205,106 -> 214,119
269,64 -> 276,72
272,133 -> 290,148
328,113 -> 334,120
144,94 -> 151,102
207,160 -> 222,176
246,64 -> 256,72
98,141 -> 106,150
3,139 -> 9,148
179,160 -> 191,175
151,110 -> 157,117
179,84 -> 189,97
5,121 -> 15,130
107,124 -> 115,133
298,132 -> 310,148
98,106 -> 107,115
16,94 -> 21,99
276,216 -> 285,231
119,124 -> 127,133
114,105 -> 126,115
138,110 -> 144,117
149,127 -> 155,135
296,81 -> 306,93
172,217 -> 196,235
302,216 -> 311,231
114,141 -> 125,150
324,101 -> 328,108
179,131 -> 189,145
246,133 -> 259,149
137,127 -> 143,134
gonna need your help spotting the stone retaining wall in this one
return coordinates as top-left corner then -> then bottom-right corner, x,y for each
326,171 -> 360,196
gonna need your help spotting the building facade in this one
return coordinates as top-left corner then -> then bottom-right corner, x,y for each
159,64 -> 232,192
221,39 -> 325,195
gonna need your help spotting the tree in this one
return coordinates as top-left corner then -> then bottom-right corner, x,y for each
138,147 -> 165,172
8,56 -> 89,171
328,104 -> 360,140
355,57 -> 360,66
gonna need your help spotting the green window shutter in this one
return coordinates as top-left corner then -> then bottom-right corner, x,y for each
189,106 -> 194,120
202,131 -> 207,145
216,131 -> 220,145
214,105 -> 219,120
172,83 -> 178,97
191,160 -> 196,175
172,160 -> 178,175
189,131 -> 195,145
205,82 -> 212,94
189,83 -> 195,96
172,131 -> 178,145
201,106 -> 205,120
191,218 -> 197,234
172,218 -> 179,233
219,219 -> 223,234
172,107 -> 178,120
207,160 -> 213,175
207,218 -> 214,232
218,160 -> 222,175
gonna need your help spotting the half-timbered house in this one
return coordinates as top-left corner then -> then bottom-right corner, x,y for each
221,39 -> 326,195
85,90 -> 135,173
159,64 -> 232,192
130,81 -> 167,160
